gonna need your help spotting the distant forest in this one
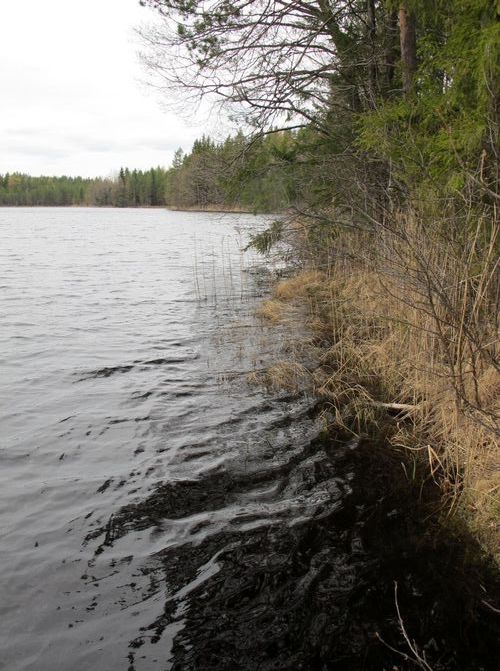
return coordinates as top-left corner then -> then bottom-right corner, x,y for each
0,131 -> 298,212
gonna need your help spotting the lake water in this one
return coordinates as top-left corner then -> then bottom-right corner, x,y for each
1,208 -> 496,671
0,207 -> 305,669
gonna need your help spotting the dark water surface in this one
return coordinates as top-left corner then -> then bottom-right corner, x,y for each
1,208 -> 497,671
0,207 -> 296,669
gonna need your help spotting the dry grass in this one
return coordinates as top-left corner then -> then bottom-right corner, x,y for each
256,299 -> 285,323
273,270 -> 324,300
323,267 -> 498,555
254,222 -> 499,558
249,361 -> 311,393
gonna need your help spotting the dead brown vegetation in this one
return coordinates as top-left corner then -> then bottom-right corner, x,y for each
254,208 -> 499,558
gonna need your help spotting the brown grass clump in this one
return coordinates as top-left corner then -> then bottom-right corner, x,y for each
318,267 -> 498,556
254,212 -> 499,558
250,361 -> 311,393
256,299 -> 285,323
273,270 -> 324,301
256,271 -> 326,329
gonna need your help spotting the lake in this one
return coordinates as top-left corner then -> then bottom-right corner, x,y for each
0,207 -> 316,670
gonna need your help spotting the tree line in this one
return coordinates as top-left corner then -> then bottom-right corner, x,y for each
0,131 -> 301,211
0,167 -> 171,208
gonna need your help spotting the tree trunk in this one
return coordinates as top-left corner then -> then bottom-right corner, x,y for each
399,4 -> 417,95
367,0 -> 378,102
385,10 -> 398,91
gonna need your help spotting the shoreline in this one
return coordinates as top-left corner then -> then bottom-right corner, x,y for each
0,204 -> 278,214
166,204 -> 257,214
217,265 -> 500,668
253,259 -> 499,564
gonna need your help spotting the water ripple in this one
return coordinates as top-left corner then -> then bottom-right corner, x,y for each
0,207 -> 275,671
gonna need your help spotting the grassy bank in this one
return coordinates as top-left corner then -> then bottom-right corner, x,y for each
254,210 -> 499,560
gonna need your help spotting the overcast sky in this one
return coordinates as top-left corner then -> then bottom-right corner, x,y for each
0,0 -> 212,177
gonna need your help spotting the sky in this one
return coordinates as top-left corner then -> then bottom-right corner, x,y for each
0,0 -> 211,177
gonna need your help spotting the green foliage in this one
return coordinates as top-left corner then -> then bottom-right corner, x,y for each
0,174 -> 93,206
165,130 -> 299,212
0,167 -> 171,208
359,0 -> 499,195
245,219 -> 284,254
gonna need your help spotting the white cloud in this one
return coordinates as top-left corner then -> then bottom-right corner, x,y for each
0,0 -> 212,176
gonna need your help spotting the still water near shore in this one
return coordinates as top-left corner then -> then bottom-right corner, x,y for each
0,207 -> 298,670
